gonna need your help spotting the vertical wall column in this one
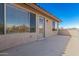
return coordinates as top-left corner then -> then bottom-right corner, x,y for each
4,3 -> 6,35
57,22 -> 59,34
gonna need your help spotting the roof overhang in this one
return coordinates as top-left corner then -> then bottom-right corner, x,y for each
14,3 -> 61,22
27,3 -> 61,22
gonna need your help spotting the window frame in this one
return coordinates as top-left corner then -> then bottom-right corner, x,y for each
29,12 -> 36,32
52,21 -> 57,31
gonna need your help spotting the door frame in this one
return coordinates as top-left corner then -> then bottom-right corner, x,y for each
37,16 -> 45,39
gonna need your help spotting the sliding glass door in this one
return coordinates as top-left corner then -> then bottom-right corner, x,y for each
0,4 -> 4,34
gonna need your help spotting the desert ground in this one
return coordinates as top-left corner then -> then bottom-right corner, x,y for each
63,29 -> 79,56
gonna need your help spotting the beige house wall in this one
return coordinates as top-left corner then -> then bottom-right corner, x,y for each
0,33 -> 37,51
45,17 -> 58,37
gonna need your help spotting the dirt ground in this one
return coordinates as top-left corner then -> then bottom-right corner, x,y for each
63,29 -> 79,56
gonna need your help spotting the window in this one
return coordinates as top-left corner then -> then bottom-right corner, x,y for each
6,4 -> 30,33
0,4 -> 4,34
52,21 -> 57,31
30,13 -> 36,32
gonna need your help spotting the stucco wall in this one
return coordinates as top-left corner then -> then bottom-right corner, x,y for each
58,29 -> 71,36
0,33 -> 37,51
45,17 -> 58,37
58,29 -> 79,36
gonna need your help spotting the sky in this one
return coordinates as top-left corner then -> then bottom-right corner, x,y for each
37,3 -> 79,28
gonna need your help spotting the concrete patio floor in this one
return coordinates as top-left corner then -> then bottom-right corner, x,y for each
0,35 -> 70,56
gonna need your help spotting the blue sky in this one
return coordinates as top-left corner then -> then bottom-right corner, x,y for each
37,3 -> 79,28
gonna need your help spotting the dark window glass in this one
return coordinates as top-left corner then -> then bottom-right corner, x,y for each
30,13 -> 36,32
52,21 -> 55,27
0,4 -> 4,34
52,21 -> 57,31
6,4 -> 30,33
